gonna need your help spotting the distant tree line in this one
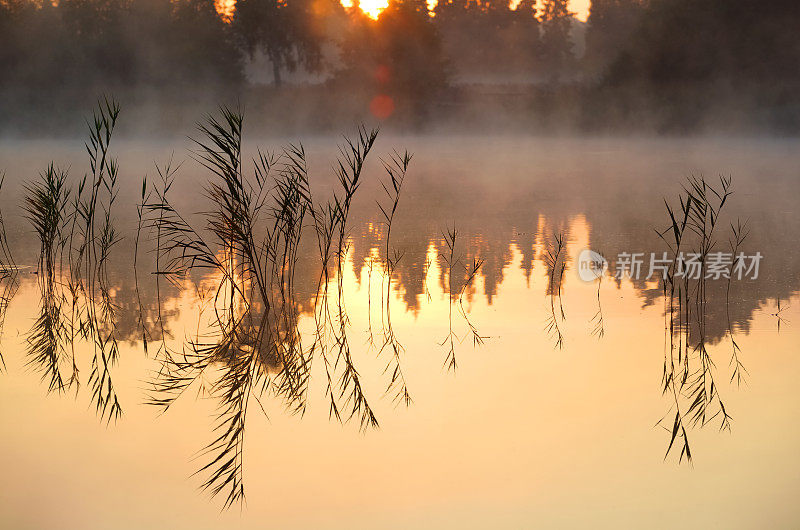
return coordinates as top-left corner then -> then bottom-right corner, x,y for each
0,0 -> 242,90
585,0 -> 800,131
0,0 -> 578,91
1,0 -> 798,131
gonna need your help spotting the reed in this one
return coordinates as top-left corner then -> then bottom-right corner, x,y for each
24,164 -> 72,391
439,226 -> 484,370
440,226 -> 459,370
457,257 -> 485,347
376,150 -> 412,406
726,219 -> 749,386
70,97 -> 124,422
422,254 -> 433,303
328,126 -> 380,429
544,231 -> 565,349
771,298 -> 789,331
22,98 -> 125,422
140,107 -> 288,507
656,174 -> 734,463
590,250 -> 605,339
0,174 -> 19,372
137,107 -> 391,507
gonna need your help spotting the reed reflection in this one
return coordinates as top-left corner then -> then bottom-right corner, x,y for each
21,100 -> 124,422
0,174 -> 19,372
134,107 -> 436,507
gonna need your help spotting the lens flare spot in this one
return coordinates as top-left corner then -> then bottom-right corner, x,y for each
370,94 -> 395,120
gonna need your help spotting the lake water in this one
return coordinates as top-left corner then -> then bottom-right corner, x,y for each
0,134 -> 798,528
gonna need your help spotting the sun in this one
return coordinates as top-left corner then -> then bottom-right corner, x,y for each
360,0 -> 390,19
340,0 -> 389,19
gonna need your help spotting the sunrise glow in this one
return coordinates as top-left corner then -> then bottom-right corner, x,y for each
215,0 -> 236,22
337,0 -> 590,21
214,0 -> 588,23
341,0 -> 389,19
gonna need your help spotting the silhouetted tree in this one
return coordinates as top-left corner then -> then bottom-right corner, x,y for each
434,0 -> 541,81
539,0 -> 574,82
1,0 -> 70,89
0,0 -> 242,91
233,0 -> 326,86
584,0 -> 645,78
338,0 -> 448,121
593,0 -> 800,131
168,0 -> 243,85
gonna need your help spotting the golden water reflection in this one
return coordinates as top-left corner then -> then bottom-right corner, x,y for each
1,211 -> 798,527
1,135 -> 799,526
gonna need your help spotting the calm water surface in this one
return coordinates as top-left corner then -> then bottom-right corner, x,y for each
0,135 -> 798,528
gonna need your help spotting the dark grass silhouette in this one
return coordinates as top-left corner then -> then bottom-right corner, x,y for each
376,150 -> 412,406
0,174 -> 20,371
439,226 -> 485,371
544,231 -> 566,349
135,106 -> 426,508
656,175 -> 740,463
23,98 -> 124,422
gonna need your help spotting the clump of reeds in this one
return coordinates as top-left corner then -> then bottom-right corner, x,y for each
0,174 -> 20,372
24,164 -> 72,390
656,174 -> 735,463
137,106 -> 394,508
439,226 -> 485,371
70,97 -> 123,421
313,126 -> 379,429
22,98 -> 124,422
139,108 -> 305,507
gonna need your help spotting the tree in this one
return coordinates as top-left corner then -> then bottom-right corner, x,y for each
538,0 -> 574,83
593,0 -> 800,131
338,0 -> 449,121
433,0 -> 540,81
507,0 -> 542,75
233,0 -> 326,86
168,0 -> 243,86
584,0 -> 646,78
